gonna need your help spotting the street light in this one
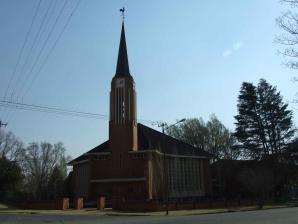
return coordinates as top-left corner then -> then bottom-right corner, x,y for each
158,118 -> 186,215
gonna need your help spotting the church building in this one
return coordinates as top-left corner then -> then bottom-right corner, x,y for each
68,21 -> 211,209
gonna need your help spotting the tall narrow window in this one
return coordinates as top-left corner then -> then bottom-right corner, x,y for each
122,90 -> 125,120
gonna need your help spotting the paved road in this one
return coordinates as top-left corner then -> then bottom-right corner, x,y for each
0,207 -> 298,224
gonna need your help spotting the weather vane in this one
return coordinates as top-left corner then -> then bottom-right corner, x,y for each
120,7 -> 125,21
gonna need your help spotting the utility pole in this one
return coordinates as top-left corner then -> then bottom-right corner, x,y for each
158,122 -> 169,215
158,118 -> 186,216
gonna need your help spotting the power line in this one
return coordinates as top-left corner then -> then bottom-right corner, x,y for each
4,0 -> 72,124
0,100 -> 108,120
11,0 -> 71,103
0,100 -> 157,124
22,0 -> 82,101
2,0 -> 43,101
10,0 -> 57,101
1,0 -> 43,122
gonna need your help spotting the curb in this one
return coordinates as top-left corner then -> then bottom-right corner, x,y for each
0,204 -> 296,217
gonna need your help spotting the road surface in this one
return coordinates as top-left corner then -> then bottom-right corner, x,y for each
0,207 -> 297,224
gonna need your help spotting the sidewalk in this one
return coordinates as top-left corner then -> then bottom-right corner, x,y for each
0,203 -> 296,217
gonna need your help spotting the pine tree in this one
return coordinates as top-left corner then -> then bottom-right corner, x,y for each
234,79 -> 295,160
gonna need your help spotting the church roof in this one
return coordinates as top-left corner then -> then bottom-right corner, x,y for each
137,123 -> 210,157
68,123 -> 210,165
115,22 -> 130,77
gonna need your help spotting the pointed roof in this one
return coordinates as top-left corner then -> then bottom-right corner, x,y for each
115,22 -> 131,77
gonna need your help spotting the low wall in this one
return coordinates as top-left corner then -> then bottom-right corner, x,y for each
15,198 -> 69,210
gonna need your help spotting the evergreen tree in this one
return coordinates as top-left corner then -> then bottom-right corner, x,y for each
0,157 -> 23,191
234,79 -> 295,159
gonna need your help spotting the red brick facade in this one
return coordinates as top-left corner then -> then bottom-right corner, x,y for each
68,22 -> 211,210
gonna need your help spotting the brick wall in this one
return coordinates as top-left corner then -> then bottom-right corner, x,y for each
15,198 -> 69,210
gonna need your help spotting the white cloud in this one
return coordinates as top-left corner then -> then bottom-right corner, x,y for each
222,40 -> 244,58
233,41 -> 244,50
222,49 -> 232,57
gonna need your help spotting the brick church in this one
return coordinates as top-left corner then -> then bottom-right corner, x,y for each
68,21 -> 211,207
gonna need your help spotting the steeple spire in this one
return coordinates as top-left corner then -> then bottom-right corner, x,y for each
115,22 -> 130,77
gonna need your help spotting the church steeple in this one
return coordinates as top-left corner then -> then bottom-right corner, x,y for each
115,22 -> 130,77
109,19 -> 138,152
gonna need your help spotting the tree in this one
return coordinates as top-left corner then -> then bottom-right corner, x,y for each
166,115 -> 237,160
276,0 -> 298,69
20,142 -> 70,200
0,130 -> 23,161
234,79 -> 295,160
166,118 -> 208,151
285,138 -> 298,164
48,166 -> 66,200
0,157 -> 23,192
206,115 -> 239,160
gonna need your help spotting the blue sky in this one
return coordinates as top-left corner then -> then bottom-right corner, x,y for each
0,0 -> 297,159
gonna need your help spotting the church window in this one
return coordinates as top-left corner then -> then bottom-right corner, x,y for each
122,100 -> 125,119
198,160 -> 201,190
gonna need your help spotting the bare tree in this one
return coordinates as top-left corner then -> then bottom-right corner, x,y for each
166,116 -> 238,161
21,142 -> 69,200
206,115 -> 239,160
0,129 -> 23,161
276,0 -> 298,69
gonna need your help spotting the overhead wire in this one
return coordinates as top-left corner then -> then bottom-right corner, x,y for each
11,0 -> 71,103
1,0 -> 157,126
10,0 -> 57,102
5,0 -> 74,125
2,0 -> 43,102
22,0 -> 82,101
1,0 -> 43,121
0,100 -> 108,119
0,100 -> 157,125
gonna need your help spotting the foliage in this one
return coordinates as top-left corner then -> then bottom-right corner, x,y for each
0,157 -> 23,191
166,115 -> 238,160
166,118 -> 208,150
234,79 -> 295,160
206,115 -> 238,160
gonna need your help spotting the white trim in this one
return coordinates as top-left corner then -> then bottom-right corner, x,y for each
164,153 -> 207,159
128,149 -> 208,159
128,150 -> 148,154
87,152 -> 111,155
69,159 -> 88,166
90,177 -> 146,183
